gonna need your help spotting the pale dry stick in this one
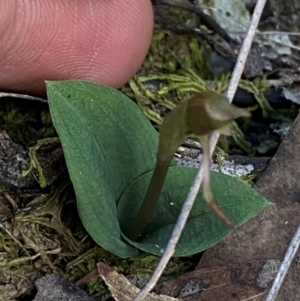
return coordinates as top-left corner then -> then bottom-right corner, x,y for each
132,1 -> 267,301
264,224 -> 300,301
232,30 -> 300,37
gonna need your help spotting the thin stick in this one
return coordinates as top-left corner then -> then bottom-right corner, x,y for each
133,1 -> 267,301
264,224 -> 300,301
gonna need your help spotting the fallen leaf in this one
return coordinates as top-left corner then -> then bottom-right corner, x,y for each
97,262 -> 179,301
154,263 -> 266,301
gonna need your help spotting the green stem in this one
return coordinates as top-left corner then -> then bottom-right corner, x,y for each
127,158 -> 171,241
126,97 -> 187,241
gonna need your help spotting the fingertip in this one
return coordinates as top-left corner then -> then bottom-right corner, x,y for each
0,0 -> 154,95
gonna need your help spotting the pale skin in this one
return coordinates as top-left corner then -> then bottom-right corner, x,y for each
0,0 -> 154,96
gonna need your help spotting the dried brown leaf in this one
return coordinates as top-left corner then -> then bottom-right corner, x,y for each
97,262 -> 179,301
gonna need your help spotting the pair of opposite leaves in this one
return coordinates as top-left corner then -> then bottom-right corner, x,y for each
126,91 -> 250,241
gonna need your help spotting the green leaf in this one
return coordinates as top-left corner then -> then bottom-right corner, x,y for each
46,80 -> 160,258
46,80 -> 271,259
117,166 -> 271,256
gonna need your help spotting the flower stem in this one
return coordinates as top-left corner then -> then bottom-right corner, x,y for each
126,158 -> 171,241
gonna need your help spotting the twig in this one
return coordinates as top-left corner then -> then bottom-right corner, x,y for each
3,192 -> 18,211
264,224 -> 300,301
0,92 -> 47,103
133,1 -> 267,301
225,0 -> 267,101
0,196 -> 48,223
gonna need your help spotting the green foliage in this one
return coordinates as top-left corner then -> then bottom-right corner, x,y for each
0,100 -> 55,147
118,167 -> 270,256
230,121 -> 255,155
239,76 -> 273,117
46,80 -> 271,259
22,137 -> 61,187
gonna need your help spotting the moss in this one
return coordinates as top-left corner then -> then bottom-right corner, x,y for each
0,100 -> 55,147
